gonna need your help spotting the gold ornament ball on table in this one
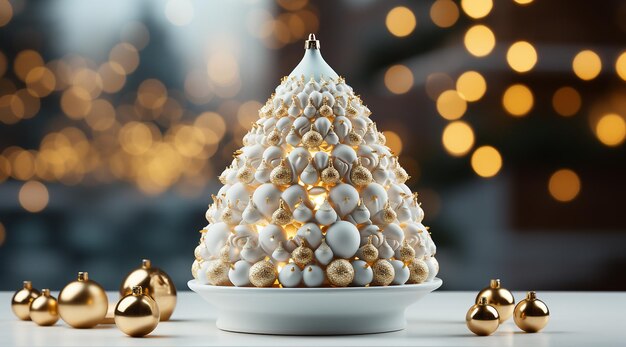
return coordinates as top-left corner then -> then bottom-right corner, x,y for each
120,259 -> 177,321
326,259 -> 354,287
513,291 -> 550,333
475,279 -> 515,322
115,286 -> 160,337
11,281 -> 40,320
58,272 -> 108,328
29,289 -> 59,326
466,297 -> 500,336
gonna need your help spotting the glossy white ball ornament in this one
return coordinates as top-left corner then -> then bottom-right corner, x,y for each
325,221 -> 360,259
258,224 -> 287,254
303,265 -> 325,287
314,239 -> 333,266
351,260 -> 373,287
296,223 -> 323,249
390,260 -> 410,285
329,184 -> 359,217
279,263 -> 303,288
252,184 -> 282,218
228,260 -> 252,287
424,256 -> 439,282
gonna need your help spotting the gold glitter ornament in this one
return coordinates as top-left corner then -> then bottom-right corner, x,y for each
381,200 -> 397,223
11,281 -> 40,320
319,96 -> 333,117
206,260 -> 231,286
371,260 -> 394,286
58,272 -> 108,328
219,244 -> 231,263
292,239 -> 314,268
466,297 -> 500,336
392,157 -> 409,183
236,161 -> 255,184
346,129 -> 362,146
220,202 -> 236,225
275,99 -> 288,118
326,259 -> 354,287
350,158 -> 372,186
120,259 -> 177,321
513,291 -> 550,333
191,259 -> 202,279
321,160 -> 340,184
377,131 -> 386,145
406,259 -> 429,284
302,124 -> 323,148
29,289 -> 59,326
346,97 -> 358,117
358,236 -> 379,263
270,159 -> 293,185
398,240 -> 416,263
476,279 -> 515,323
114,286 -> 160,337
272,200 -> 293,225
249,260 -> 277,287
266,128 -> 281,146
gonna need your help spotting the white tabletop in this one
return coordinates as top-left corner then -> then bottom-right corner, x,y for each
1,291 -> 622,346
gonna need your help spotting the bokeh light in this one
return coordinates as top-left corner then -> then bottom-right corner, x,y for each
442,121 -> 475,156
506,41 -> 537,73
461,0 -> 493,19
0,0 -> 13,27
471,146 -> 502,178
514,0 -> 534,4
61,87 -> 92,119
572,50 -> 602,80
464,25 -> 496,57
456,71 -> 486,102
615,51 -> 626,81
165,0 -> 194,26
502,84 -> 533,117
552,87 -> 581,117
14,50 -> 44,81
25,67 -> 56,97
109,43 -> 139,74
386,6 -> 416,37
594,113 -> 626,147
437,90 -> 467,120
18,180 -> 49,213
383,131 -> 403,155
0,51 -> 7,77
384,64 -> 413,94
425,72 -> 454,100
430,0 -> 460,28
0,221 -> 5,246
548,169 -> 581,202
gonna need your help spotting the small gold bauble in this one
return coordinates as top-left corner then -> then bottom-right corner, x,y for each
513,291 -> 550,333
393,163 -> 409,184
358,236 -> 379,263
466,297 -> 500,336
191,259 -> 202,279
114,286 -> 160,337
302,125 -> 323,148
270,159 -> 293,185
275,99 -> 288,118
249,260 -> 277,287
11,281 -> 40,320
292,240 -> 313,268
346,129 -> 362,146
381,201 -> 397,223
407,259 -> 429,284
326,259 -> 354,287
377,131 -> 386,145
272,200 -> 293,225
205,260 -> 232,286
350,160 -> 372,186
319,96 -> 333,117
321,161 -> 340,185
371,259 -> 395,286
59,272 -> 108,328
219,244 -> 231,263
29,289 -> 59,326
346,98 -> 358,117
398,240 -> 416,263
476,279 -> 515,323
266,128 -> 281,146
236,163 -> 255,184
220,203 -> 236,225
120,259 -> 177,321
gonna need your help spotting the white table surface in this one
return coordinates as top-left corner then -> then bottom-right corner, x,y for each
1,291 -> 622,346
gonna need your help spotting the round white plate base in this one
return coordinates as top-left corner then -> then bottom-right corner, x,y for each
188,278 -> 442,335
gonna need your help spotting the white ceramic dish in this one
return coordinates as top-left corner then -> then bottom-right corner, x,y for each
188,277 -> 442,335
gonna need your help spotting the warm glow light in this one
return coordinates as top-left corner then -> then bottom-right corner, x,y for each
548,169 -> 581,202
425,73 -> 454,100
502,84 -> 533,117
430,0 -> 459,28
552,87 -> 581,117
14,50 -> 44,81
506,41 -> 537,73
572,50 -> 602,80
464,25 -> 496,57
386,6 -> 416,37
471,146 -> 502,178
311,192 -> 327,210
19,181 -> 49,213
60,87 -> 92,119
595,113 -> 626,147
383,131 -> 403,155
98,62 -> 126,93
437,90 -> 467,120
616,51 -> 626,81
384,65 -> 413,95
0,0 -> 13,27
0,51 -> 7,77
0,221 -> 5,246
137,79 -> 167,109
461,0 -> 493,19
456,71 -> 486,102
442,121 -> 475,156
25,67 -> 56,97
109,43 -> 139,74
514,0 -> 534,4
165,0 -> 194,26
85,99 -> 116,131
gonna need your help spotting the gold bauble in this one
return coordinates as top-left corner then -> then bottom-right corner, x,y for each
266,128 -> 281,146
381,201 -> 397,223
350,160 -> 372,186
371,260 -> 395,286
302,126 -> 323,148
393,164 -> 409,184
319,96 -> 333,117
249,260 -> 277,287
476,279 -> 515,323
221,203 -> 236,225
292,240 -> 313,268
114,286 -> 160,337
219,244 -> 231,263
513,291 -> 550,333
358,236 -> 379,263
398,240 -> 416,263
120,259 -> 177,321
377,131 -> 386,145
321,161 -> 340,185
275,99 -> 288,118
270,159 -> 293,185
59,272 -> 108,328
11,281 -> 40,320
191,259 -> 202,279
236,163 -> 255,184
205,260 -> 231,286
466,297 -> 500,336
346,129 -> 362,146
326,259 -> 354,287
406,259 -> 429,284
346,98 -> 358,117
272,200 -> 293,225
29,289 -> 59,326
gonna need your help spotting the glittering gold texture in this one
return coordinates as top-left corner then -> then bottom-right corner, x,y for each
120,259 -> 177,321
381,201 -> 397,223
371,260 -> 394,286
350,160 -> 372,186
475,279 -> 515,322
11,281 -> 40,321
249,260 -> 277,287
236,164 -> 255,184
270,159 -> 293,185
302,126 -> 323,148
206,260 -> 231,286
466,297 -> 500,336
346,129 -> 362,146
407,259 -> 429,284
326,259 -> 354,287
292,241 -> 313,268
513,291 -> 550,333
58,272 -> 108,328
359,237 -> 379,263
321,161 -> 340,184
319,97 -> 333,117
272,200 -> 293,225
398,240 -> 416,263
29,289 -> 59,326
114,286 -> 160,337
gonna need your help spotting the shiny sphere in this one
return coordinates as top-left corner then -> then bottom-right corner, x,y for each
11,281 -> 40,320
58,272 -> 108,328
475,279 -> 515,322
29,289 -> 59,326
466,297 -> 500,336
115,286 -> 160,337
513,291 -> 550,333
120,259 -> 177,321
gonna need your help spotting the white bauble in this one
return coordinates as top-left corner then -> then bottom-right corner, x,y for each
314,117 -> 332,137
281,184 -> 310,211
331,144 -> 357,178
293,116 -> 311,135
333,116 -> 352,141
217,184 -> 230,198
252,183 -> 282,218
300,161 -> 319,185
315,199 -> 338,226
242,144 -> 264,167
302,265 -> 325,287
387,184 -> 406,206
378,239 -> 395,259
296,223 -> 323,249
242,200 -> 263,224
396,200 -> 412,223
197,261 -> 211,284
288,147 -> 311,176
271,243 -> 290,262
254,160 -> 273,183
358,224 -> 382,246
258,224 -> 287,254
203,222 -> 231,257
390,260 -> 410,285
228,260 -> 252,287
424,256 -> 438,282
262,146 -> 285,167
309,90 -> 323,107
325,221 -> 360,258
286,127 -> 300,146
414,204 -> 425,223
371,163 -> 388,185
278,263 -> 302,288
356,145 -> 379,170
314,239 -> 334,265
350,201 -> 371,224
351,260 -> 373,287
313,151 -> 329,170
293,202 -> 313,223
360,183 -> 388,215
382,223 -> 404,251
276,116 -> 293,133
329,183 -> 359,217
240,239 -> 265,263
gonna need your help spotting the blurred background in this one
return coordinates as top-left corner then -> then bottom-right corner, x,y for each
1,0 -> 625,291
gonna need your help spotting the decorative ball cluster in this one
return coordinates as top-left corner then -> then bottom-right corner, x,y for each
192,75 -> 439,288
